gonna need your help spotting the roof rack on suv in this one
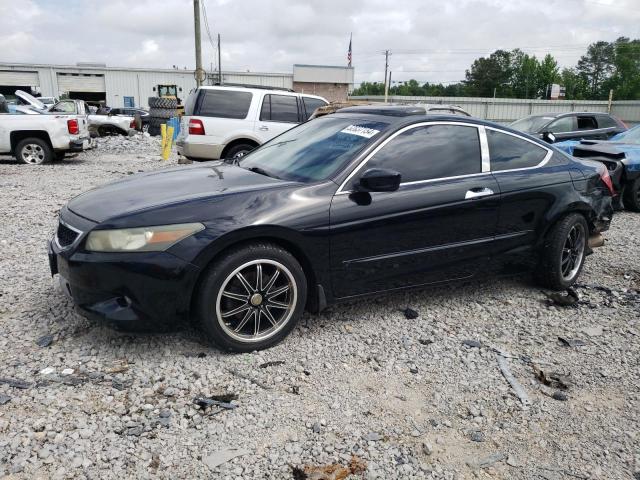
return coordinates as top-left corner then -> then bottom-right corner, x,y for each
208,83 -> 295,93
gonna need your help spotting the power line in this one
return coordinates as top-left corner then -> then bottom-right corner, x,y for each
201,0 -> 217,71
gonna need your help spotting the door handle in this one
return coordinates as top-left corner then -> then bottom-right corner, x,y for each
259,126 -> 269,131
465,187 -> 494,199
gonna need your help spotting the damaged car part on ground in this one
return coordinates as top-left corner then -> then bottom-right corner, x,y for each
48,106 -> 614,351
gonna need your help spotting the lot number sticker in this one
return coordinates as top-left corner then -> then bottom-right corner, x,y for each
340,125 -> 380,138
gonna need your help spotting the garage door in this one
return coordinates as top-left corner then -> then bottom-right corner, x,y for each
0,70 -> 40,87
57,73 -> 106,93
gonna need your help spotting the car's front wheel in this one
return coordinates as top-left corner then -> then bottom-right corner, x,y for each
536,213 -> 588,290
196,243 -> 307,352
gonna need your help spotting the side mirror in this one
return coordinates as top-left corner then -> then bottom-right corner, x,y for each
356,168 -> 401,192
542,131 -> 556,143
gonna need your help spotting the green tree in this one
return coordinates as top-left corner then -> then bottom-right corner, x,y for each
464,49 -> 513,97
536,54 -> 560,97
576,41 -> 615,99
560,68 -> 589,100
510,49 -> 539,98
604,37 -> 640,100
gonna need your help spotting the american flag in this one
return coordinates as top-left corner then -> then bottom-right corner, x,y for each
347,33 -> 352,67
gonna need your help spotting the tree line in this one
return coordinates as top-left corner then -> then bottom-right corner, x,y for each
351,37 -> 639,100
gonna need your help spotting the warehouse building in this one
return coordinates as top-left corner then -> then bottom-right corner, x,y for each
0,62 -> 354,108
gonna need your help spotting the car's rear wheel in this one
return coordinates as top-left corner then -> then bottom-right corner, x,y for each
623,178 -> 640,212
196,243 -> 307,352
536,213 -> 588,290
15,138 -> 52,165
224,143 -> 256,161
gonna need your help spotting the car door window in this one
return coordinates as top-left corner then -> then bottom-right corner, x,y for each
197,90 -> 252,119
302,97 -> 327,120
577,116 -> 597,130
487,129 -> 548,171
548,116 -> 575,133
260,94 -> 299,123
366,124 -> 482,183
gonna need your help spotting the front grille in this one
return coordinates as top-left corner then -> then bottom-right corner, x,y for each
56,223 -> 79,248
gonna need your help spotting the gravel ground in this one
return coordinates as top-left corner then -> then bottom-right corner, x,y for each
0,135 -> 639,480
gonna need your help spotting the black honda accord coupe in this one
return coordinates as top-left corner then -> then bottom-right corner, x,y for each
49,105 -> 614,351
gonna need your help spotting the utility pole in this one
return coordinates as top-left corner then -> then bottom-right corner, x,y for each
193,0 -> 203,87
383,50 -> 390,103
388,71 -> 392,98
607,89 -> 613,113
218,34 -> 222,85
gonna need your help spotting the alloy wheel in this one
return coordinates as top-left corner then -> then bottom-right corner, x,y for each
21,144 -> 46,164
560,223 -> 585,281
216,259 -> 297,343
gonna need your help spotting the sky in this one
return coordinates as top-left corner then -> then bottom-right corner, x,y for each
1,0 -> 639,87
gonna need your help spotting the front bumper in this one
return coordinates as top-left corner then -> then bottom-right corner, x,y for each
48,237 -> 201,325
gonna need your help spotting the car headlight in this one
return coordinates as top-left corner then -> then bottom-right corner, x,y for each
85,223 -> 204,252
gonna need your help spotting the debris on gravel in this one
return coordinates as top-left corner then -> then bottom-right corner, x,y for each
0,135 -> 639,478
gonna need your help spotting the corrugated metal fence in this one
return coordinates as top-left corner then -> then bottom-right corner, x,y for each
349,95 -> 640,125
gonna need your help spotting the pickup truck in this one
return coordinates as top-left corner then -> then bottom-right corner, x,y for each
16,90 -> 136,137
0,92 -> 91,164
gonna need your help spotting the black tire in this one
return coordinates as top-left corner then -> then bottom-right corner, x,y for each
147,117 -> 165,136
622,178 -> 640,212
149,108 -> 176,119
15,138 -> 53,165
97,125 -> 123,137
148,97 -> 178,109
536,213 -> 589,290
224,143 -> 257,160
196,242 -> 307,352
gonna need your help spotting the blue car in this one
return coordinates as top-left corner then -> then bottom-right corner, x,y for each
554,125 -> 640,211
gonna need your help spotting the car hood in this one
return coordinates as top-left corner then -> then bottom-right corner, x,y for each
68,162 -> 289,223
15,90 -> 47,111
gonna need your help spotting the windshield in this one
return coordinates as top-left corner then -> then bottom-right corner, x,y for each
510,115 -> 555,133
612,125 -> 640,144
239,116 -> 390,182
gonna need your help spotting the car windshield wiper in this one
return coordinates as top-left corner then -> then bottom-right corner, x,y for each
246,166 -> 281,179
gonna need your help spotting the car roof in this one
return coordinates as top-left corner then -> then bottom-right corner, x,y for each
337,104 -> 469,117
197,85 -> 326,101
530,112 -> 613,118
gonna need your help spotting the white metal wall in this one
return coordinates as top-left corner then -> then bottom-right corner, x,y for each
350,95 -> 640,123
104,70 -> 197,109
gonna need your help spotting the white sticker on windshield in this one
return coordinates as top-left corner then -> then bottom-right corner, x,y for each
340,125 -> 380,138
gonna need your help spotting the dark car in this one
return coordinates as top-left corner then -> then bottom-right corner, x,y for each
109,108 -> 150,126
553,125 -> 640,211
48,106 -> 614,352
510,112 -> 627,143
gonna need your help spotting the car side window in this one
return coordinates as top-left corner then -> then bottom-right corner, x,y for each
302,97 -> 327,120
197,90 -> 252,119
596,115 -> 618,129
260,94 -> 299,123
548,116 -> 575,133
51,101 -> 75,113
365,124 -> 482,184
577,116 -> 597,130
487,129 -> 548,171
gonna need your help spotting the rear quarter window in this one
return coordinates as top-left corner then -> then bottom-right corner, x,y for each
597,115 -> 618,129
488,129 -> 548,171
196,90 -> 253,119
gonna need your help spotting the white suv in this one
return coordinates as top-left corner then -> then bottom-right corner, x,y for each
176,86 -> 328,160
